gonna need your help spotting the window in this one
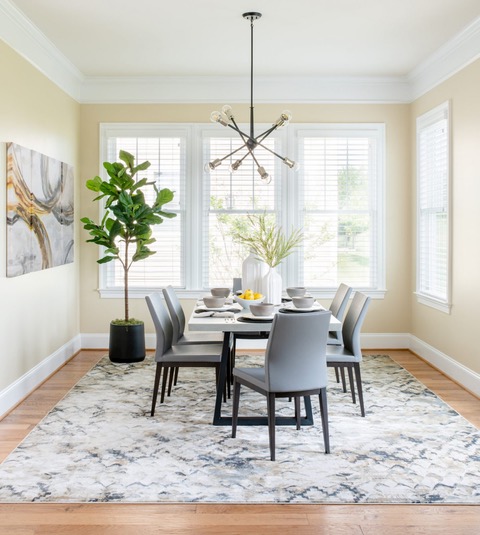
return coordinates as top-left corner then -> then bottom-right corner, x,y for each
416,102 -> 451,312
99,124 -> 187,296
99,123 -> 385,298
297,126 -> 385,293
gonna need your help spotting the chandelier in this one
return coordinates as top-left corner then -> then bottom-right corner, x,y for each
205,12 -> 298,184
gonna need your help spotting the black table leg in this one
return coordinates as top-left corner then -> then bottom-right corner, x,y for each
212,332 -> 314,427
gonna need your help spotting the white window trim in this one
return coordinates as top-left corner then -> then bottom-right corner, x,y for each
415,101 -> 452,313
96,122 -> 386,300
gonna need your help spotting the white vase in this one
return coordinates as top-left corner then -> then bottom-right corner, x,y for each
262,267 -> 283,305
242,252 -> 268,294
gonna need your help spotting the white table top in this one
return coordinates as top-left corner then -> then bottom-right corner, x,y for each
188,303 -> 341,333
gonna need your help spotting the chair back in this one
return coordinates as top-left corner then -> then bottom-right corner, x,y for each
265,311 -> 331,392
162,286 -> 186,344
329,283 -> 352,320
145,293 -> 174,358
342,292 -> 370,359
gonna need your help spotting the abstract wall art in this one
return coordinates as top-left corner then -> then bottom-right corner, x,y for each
6,143 -> 74,277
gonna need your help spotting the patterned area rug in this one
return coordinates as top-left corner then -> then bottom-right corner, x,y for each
0,354 -> 479,503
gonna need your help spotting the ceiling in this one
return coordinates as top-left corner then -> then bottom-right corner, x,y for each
2,0 -> 480,102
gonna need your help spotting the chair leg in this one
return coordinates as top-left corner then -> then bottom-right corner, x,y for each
340,367 -> 347,393
151,363 -> 162,417
231,380 -> 241,438
318,387 -> 330,454
354,363 -> 366,417
267,393 -> 276,461
347,365 -> 356,404
167,367 -> 175,397
230,337 -> 237,385
173,367 -> 179,386
294,396 -> 301,430
334,366 -> 340,383
160,365 -> 169,404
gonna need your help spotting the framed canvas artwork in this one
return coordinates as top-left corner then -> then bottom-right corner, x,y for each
6,143 -> 74,277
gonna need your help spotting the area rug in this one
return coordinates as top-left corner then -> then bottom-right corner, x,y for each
0,354 -> 479,504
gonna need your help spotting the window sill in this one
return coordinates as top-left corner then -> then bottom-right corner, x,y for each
415,293 -> 451,314
99,288 -> 387,300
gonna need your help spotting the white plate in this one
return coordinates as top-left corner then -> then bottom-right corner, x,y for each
241,312 -> 274,321
280,302 -> 324,313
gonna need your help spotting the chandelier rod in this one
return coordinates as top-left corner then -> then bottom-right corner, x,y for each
249,14 -> 255,142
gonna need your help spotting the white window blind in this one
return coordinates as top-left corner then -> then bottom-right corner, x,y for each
202,130 -> 280,288
297,126 -> 384,291
100,126 -> 186,294
416,102 -> 451,311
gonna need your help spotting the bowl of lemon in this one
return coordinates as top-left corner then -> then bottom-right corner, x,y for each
234,289 -> 265,309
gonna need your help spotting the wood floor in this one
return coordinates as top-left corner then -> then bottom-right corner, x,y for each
1,349 -> 479,534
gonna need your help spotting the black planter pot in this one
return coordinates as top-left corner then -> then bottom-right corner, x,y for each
109,322 -> 146,363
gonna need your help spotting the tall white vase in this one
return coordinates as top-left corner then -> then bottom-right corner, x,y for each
262,267 -> 283,305
242,252 -> 268,294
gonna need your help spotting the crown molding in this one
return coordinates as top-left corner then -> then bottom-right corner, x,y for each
1,0 -> 480,104
79,74 -> 411,104
0,0 -> 84,99
408,15 -> 480,99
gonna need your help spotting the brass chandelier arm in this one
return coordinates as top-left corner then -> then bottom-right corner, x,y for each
217,143 -> 249,163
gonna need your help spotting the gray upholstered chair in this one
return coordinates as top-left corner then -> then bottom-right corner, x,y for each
328,283 -> 352,346
328,283 -> 352,390
162,285 -> 224,345
232,310 -> 331,461
326,291 -> 370,417
162,285 -> 224,393
146,293 -> 222,417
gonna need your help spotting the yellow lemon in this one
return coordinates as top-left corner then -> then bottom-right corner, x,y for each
244,289 -> 254,300
253,292 -> 262,299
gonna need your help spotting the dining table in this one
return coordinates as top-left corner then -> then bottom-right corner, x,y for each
188,298 -> 342,426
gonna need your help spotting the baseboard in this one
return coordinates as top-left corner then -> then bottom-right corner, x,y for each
0,335 -> 82,419
409,335 -> 480,398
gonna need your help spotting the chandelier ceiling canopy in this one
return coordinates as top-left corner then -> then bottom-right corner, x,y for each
205,12 -> 298,184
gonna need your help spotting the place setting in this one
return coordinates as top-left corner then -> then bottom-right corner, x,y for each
194,287 -> 243,317
278,287 -> 325,313
237,302 -> 275,323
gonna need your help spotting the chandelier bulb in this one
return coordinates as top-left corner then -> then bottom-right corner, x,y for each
257,166 -> 270,184
204,159 -> 222,172
230,160 -> 242,172
222,105 -> 235,121
275,110 -> 293,129
283,158 -> 298,170
210,111 -> 228,127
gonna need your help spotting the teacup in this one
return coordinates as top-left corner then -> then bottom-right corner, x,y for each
203,296 -> 226,308
286,287 -> 307,298
211,287 -> 230,298
250,303 -> 275,317
292,296 -> 315,309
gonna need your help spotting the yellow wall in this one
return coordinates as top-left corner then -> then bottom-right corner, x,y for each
0,41 -> 81,391
79,103 -> 411,336
411,58 -> 480,373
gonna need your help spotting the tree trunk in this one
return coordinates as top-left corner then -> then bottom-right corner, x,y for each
124,240 -> 129,322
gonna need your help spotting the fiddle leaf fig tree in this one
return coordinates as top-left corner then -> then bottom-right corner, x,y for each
81,150 -> 176,324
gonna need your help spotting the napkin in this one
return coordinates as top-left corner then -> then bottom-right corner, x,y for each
193,311 -> 236,318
